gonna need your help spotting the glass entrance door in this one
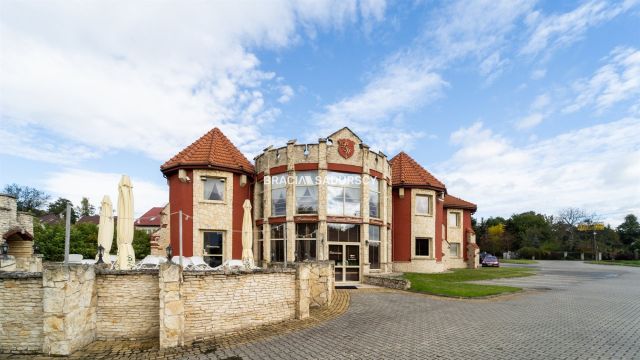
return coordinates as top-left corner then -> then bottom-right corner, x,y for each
329,243 -> 360,282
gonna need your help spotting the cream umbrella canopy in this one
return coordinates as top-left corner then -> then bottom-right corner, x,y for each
96,195 -> 114,261
116,175 -> 135,270
241,199 -> 254,268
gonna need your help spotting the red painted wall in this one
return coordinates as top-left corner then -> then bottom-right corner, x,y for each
168,171 -> 194,256
462,210 -> 472,261
435,197 -> 443,262
232,174 -> 252,259
392,188 -> 412,262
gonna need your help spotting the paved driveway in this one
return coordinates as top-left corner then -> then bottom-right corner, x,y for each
4,261 -> 639,359
220,261 -> 640,360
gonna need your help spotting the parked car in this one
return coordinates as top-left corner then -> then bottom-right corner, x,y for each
482,255 -> 500,267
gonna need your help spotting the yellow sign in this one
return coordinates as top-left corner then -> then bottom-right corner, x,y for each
577,223 -> 605,231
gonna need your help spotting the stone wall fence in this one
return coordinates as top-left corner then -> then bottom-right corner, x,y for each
0,261 -> 334,356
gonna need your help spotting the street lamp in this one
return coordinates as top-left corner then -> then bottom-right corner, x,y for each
166,244 -> 173,263
97,244 -> 105,264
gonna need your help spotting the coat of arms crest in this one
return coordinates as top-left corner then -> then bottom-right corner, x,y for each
337,138 -> 355,159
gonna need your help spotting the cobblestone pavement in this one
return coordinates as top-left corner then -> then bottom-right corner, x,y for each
4,261 -> 640,359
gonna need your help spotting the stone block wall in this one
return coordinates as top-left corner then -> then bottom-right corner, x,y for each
307,261 -> 334,307
96,270 -> 160,340
159,263 -> 184,348
363,274 -> 411,290
0,272 -> 44,354
181,269 -> 297,343
42,265 -> 96,356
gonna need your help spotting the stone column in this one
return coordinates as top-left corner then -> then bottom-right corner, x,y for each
295,263 -> 310,320
159,263 -> 184,349
42,264 -> 96,356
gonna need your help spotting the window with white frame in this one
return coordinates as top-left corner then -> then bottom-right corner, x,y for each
450,243 -> 460,258
415,195 -> 432,215
270,223 -> 286,262
271,174 -> 287,217
295,223 -> 317,261
369,225 -> 381,269
327,172 -> 361,216
295,171 -> 318,214
255,182 -> 264,219
369,177 -> 381,218
415,237 -> 431,256
448,212 -> 461,227
203,177 -> 225,201
203,231 -> 224,267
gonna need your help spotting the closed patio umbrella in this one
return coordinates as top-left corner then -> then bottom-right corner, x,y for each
96,195 -> 114,260
116,175 -> 135,270
241,199 -> 254,268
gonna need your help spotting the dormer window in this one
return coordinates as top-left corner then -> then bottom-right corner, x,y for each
203,177 -> 225,201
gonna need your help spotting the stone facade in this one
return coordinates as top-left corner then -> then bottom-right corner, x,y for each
150,204 -> 170,256
0,272 -> 44,354
307,261 -> 334,307
0,194 -> 40,272
42,265 -> 97,356
96,271 -> 160,340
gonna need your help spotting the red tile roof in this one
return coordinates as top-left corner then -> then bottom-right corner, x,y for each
389,152 -> 446,190
77,215 -> 100,225
135,207 -> 164,227
161,127 -> 254,174
443,194 -> 477,211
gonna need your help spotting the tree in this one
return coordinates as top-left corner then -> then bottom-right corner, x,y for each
617,214 -> 640,247
77,197 -> 96,217
47,198 -> 78,223
3,183 -> 50,215
557,208 -> 587,250
506,212 -> 553,251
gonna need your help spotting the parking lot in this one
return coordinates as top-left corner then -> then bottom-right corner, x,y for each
3,261 -> 639,359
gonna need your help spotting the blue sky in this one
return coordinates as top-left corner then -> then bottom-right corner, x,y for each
1,0 -> 639,225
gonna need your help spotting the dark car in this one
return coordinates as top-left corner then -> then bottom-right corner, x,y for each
482,255 -> 500,267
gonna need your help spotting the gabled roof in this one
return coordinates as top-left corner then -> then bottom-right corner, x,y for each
77,215 -> 100,225
135,207 -> 164,227
389,152 -> 446,190
39,214 -> 63,225
444,194 -> 477,211
161,127 -> 254,174
326,127 -> 363,143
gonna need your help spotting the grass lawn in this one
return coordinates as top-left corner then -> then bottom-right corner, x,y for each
501,259 -> 538,264
585,260 -> 640,267
403,267 -> 535,298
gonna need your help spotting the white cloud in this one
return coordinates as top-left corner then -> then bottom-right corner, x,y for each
438,117 -> 640,226
42,169 -> 167,218
565,46 -> 640,113
531,68 -> 547,79
277,85 -> 295,104
521,0 -> 639,56
0,1 -> 385,163
515,113 -> 544,130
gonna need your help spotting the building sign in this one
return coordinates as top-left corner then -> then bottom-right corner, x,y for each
577,223 -> 605,231
337,138 -> 355,159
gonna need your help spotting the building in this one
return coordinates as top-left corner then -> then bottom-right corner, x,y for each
159,127 -> 479,282
135,206 -> 165,233
0,194 -> 41,272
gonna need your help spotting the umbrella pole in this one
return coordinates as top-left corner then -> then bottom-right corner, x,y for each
179,210 -> 183,267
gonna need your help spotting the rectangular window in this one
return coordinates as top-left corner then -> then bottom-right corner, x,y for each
270,223 -> 286,262
295,223 -> 317,261
203,177 -> 225,201
295,171 -> 318,214
271,174 -> 287,217
369,225 -> 380,269
415,195 -> 432,215
369,177 -> 381,218
327,223 -> 360,242
255,182 -> 264,219
203,231 -> 224,267
256,227 -> 264,263
415,237 -> 431,257
327,172 -> 361,216
448,212 -> 461,227
450,243 -> 460,258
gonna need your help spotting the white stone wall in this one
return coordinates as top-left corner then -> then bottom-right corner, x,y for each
0,194 -> 18,237
96,272 -> 159,340
192,169 -> 234,260
0,273 -> 43,354
181,271 -> 296,342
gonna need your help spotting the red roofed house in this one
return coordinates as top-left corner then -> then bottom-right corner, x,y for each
160,127 -> 479,281
135,206 -> 165,234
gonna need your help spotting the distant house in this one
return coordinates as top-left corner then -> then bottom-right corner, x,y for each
77,215 -> 100,225
39,214 -> 63,226
135,207 -> 165,234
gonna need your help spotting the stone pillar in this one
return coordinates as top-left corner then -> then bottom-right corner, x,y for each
159,263 -> 184,349
42,264 -> 96,356
295,263 -> 310,320
0,256 -> 16,271
308,261 -> 334,307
